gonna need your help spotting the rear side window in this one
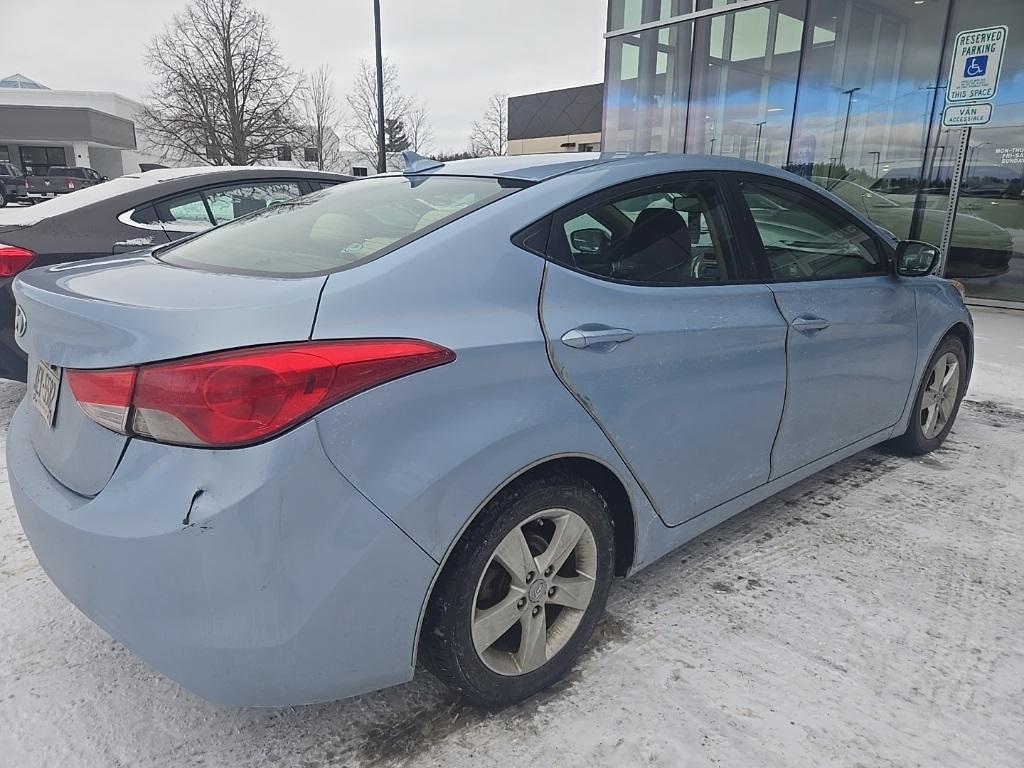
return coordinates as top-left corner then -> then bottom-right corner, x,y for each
157,175 -> 518,276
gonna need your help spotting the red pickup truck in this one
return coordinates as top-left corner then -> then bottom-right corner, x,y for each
26,166 -> 107,201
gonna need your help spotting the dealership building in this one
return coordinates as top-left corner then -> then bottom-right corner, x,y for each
510,0 -> 1023,304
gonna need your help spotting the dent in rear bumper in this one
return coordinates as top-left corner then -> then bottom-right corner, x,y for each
6,402 -> 438,706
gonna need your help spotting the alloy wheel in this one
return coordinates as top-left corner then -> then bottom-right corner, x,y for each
471,508 -> 598,676
920,351 -> 960,440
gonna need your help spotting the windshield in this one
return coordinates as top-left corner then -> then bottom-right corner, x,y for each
156,174 -> 519,276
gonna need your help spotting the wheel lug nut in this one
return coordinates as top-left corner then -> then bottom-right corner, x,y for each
532,605 -> 541,616
526,571 -> 535,583
547,587 -> 556,598
517,597 -> 527,609
544,566 -> 553,577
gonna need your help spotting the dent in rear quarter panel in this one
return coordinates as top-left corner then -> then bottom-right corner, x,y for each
893,278 -> 974,435
310,196 -> 666,571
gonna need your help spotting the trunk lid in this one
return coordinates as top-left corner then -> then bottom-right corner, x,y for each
15,253 -> 326,496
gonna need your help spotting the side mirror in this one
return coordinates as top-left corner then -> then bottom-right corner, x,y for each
570,228 -> 610,254
895,240 -> 940,277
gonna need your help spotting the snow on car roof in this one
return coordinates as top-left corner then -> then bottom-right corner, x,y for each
0,166 -> 343,227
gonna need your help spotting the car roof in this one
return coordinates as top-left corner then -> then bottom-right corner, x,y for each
128,165 -> 352,183
414,152 -> 804,183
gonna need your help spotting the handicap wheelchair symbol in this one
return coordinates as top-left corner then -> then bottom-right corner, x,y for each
964,55 -> 988,78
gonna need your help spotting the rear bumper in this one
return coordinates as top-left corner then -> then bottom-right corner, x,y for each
7,403 -> 437,706
0,282 -> 26,381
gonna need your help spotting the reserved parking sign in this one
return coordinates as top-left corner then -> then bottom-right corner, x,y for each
947,26 -> 1007,102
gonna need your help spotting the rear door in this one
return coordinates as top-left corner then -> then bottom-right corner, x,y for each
539,174 -> 788,525
729,174 -> 918,478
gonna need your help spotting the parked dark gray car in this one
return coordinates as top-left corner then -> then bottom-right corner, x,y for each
0,165 -> 352,379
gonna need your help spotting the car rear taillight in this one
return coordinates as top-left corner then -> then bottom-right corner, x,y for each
0,244 -> 36,277
68,340 -> 455,447
66,177 -> 75,190
66,367 -> 137,433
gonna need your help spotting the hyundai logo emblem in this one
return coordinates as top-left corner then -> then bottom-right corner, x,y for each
14,305 -> 27,338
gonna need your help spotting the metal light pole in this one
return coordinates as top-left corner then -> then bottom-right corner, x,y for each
867,150 -> 880,179
753,120 -> 766,163
837,87 -> 861,169
373,0 -> 387,174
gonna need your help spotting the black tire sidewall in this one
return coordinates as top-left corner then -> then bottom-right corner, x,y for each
905,337 -> 967,453
425,476 -> 615,707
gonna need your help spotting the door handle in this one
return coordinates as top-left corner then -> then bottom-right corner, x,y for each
560,326 -> 636,350
790,315 -> 831,334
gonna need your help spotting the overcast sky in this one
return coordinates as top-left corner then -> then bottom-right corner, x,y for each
2,0 -> 607,151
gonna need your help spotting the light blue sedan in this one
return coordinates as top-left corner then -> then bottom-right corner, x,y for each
7,152 -> 972,707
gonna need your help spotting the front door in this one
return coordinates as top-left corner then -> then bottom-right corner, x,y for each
539,175 -> 788,525
732,175 -> 918,478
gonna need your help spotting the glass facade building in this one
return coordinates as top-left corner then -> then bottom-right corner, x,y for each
603,0 -> 1024,302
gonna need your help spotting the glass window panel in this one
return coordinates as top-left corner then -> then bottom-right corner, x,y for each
686,0 -> 805,167
553,179 -> 733,285
775,12 -> 803,55
621,41 -> 640,79
788,0 -> 950,246
731,7 -> 769,61
205,182 -> 302,225
741,181 -> 883,280
608,0 -> 695,32
604,21 -> 693,153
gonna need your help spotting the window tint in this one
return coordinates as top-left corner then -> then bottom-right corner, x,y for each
157,175 -> 517,276
130,204 -> 161,226
553,180 -> 732,285
740,181 -> 883,280
156,192 -> 212,232
204,182 -> 301,224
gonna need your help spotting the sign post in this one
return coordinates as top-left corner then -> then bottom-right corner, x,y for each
935,25 -> 1007,276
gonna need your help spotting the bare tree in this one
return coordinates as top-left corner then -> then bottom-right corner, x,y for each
344,57 -> 410,168
469,93 -> 508,157
297,64 -> 341,171
139,0 -> 300,165
404,100 -> 434,154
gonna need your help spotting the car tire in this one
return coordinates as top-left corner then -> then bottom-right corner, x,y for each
421,471 -> 615,708
890,336 -> 967,455
0,190 -> 7,207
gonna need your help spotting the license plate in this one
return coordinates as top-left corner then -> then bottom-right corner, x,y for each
31,362 -> 61,428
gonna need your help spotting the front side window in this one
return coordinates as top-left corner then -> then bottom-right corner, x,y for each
205,182 -> 302,224
552,179 -> 733,285
157,175 -> 518,276
741,180 -> 884,281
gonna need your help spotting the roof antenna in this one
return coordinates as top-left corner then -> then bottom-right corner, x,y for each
402,150 -> 444,173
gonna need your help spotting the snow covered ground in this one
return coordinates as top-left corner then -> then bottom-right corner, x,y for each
1,308 -> 1022,768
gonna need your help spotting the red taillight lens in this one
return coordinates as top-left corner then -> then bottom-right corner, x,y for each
66,367 -> 137,433
69,340 -> 454,447
66,177 -> 75,190
0,244 -> 36,278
